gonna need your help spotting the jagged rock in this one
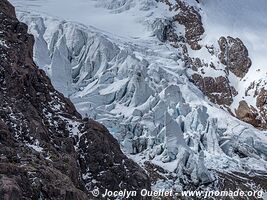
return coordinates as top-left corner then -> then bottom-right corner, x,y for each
156,0 -> 204,50
0,0 -> 16,18
236,88 -> 267,129
235,101 -> 260,127
256,88 -> 267,108
13,0 -> 267,195
173,0 -> 204,50
0,1 -> 150,199
78,119 -> 150,197
256,88 -> 267,128
191,74 -> 237,106
217,171 -> 267,200
218,36 -> 252,78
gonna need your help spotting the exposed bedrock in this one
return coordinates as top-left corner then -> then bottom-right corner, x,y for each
0,0 -> 150,199
218,36 -> 252,78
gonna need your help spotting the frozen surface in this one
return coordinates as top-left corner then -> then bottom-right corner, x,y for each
11,0 -> 267,190
10,0 -> 170,38
199,0 -> 267,110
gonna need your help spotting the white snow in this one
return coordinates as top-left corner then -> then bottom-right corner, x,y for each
199,0 -> 267,109
26,140 -> 43,153
10,0 -> 267,189
10,0 -> 159,39
0,39 -> 8,48
99,78 -> 129,95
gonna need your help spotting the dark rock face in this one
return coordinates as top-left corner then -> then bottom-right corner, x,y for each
157,0 -> 204,50
255,88 -> 267,129
218,36 -> 252,78
191,74 -> 237,106
236,87 -> 267,130
173,0 -> 204,50
156,1 -> 266,131
217,171 -> 267,200
189,36 -> 255,126
155,0 -> 267,132
0,0 -> 150,199
235,101 -> 260,127
157,1 -> 239,108
78,120 -> 151,198
0,0 -> 16,18
189,36 -> 252,108
256,88 -> 267,117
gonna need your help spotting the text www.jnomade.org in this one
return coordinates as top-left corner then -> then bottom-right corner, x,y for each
91,188 -> 264,198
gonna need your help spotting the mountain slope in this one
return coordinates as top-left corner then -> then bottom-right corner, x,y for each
8,0 -> 267,198
0,1 -> 150,199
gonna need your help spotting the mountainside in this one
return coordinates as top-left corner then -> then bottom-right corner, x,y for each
0,1 -> 150,199
5,0 -> 267,199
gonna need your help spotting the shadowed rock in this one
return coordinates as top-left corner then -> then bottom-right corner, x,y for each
0,0 -> 150,199
218,36 -> 251,78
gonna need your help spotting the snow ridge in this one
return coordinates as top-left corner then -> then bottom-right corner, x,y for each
12,0 -> 267,191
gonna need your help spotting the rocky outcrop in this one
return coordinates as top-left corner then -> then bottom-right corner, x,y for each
255,88 -> 267,129
217,171 -> 267,200
235,101 -> 260,127
78,120 -> 151,197
172,0 -> 204,50
190,36 -> 255,127
156,1 -> 241,108
236,87 -> 267,130
191,74 -> 237,106
154,0 -> 267,134
156,0 -> 204,50
218,36 -> 252,78
158,1 -> 258,131
0,0 -> 150,199
188,36 -> 252,108
12,0 -> 267,196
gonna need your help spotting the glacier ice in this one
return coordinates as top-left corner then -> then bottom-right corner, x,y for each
15,0 -> 267,190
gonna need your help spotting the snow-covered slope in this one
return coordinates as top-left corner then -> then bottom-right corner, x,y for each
11,0 -> 267,192
10,0 -> 168,38
198,0 -> 267,111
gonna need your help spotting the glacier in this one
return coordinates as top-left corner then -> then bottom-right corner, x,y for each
11,0 -> 267,191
